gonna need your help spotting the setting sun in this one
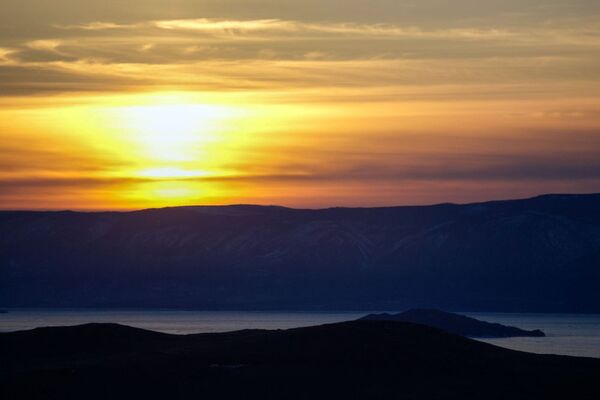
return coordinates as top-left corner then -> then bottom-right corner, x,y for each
115,100 -> 236,162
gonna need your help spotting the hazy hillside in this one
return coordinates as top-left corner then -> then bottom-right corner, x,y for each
1,194 -> 599,311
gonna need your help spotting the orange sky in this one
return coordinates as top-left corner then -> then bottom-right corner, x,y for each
1,0 -> 600,209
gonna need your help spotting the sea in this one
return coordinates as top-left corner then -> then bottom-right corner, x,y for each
1,309 -> 599,359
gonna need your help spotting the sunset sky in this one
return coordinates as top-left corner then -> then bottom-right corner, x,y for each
1,0 -> 600,209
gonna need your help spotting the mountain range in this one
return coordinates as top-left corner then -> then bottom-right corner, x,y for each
1,193 -> 599,311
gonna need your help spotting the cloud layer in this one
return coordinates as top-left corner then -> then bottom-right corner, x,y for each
1,5 -> 599,97
1,0 -> 600,208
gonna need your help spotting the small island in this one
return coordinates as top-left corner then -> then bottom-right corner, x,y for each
360,309 -> 545,338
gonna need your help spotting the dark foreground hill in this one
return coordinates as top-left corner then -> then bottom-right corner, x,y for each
1,193 -> 600,311
361,309 -> 545,337
1,321 -> 599,400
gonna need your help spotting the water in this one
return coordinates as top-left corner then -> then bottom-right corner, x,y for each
467,312 -> 600,359
1,309 -> 599,358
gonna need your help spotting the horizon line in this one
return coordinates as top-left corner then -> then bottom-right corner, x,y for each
1,192 -> 598,214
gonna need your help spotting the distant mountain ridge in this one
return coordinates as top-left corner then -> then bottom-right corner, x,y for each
1,193 -> 600,311
360,309 -> 545,338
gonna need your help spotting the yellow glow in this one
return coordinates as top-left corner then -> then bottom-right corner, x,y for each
2,89 -> 600,210
115,103 -> 231,162
97,94 -> 250,205
87,92 -> 250,168
0,91 -> 263,207
137,167 -> 211,179
149,181 -> 200,200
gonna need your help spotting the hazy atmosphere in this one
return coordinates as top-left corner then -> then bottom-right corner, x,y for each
2,0 -> 600,209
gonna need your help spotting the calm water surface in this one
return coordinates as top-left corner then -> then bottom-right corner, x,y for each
1,309 -> 599,358
467,312 -> 600,359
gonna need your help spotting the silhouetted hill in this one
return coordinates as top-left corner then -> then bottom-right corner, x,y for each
1,321 -> 599,399
1,193 -> 600,311
361,309 -> 545,337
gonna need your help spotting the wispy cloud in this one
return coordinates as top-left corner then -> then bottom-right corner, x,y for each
151,18 -> 516,40
55,16 -> 600,46
56,22 -> 136,31
0,14 -> 596,96
26,40 -> 63,52
0,47 -> 17,64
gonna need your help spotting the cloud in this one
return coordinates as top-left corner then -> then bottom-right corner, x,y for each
56,22 -> 136,31
26,40 -> 63,52
0,13 -> 597,97
51,16 -> 600,47
151,18 -> 516,40
0,47 -> 17,65
154,18 -> 294,34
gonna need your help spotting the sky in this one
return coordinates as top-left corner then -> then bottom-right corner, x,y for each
1,0 -> 600,209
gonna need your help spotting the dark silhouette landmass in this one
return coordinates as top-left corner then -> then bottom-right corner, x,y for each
1,321 -> 598,399
361,309 -> 545,337
1,193 -> 600,311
